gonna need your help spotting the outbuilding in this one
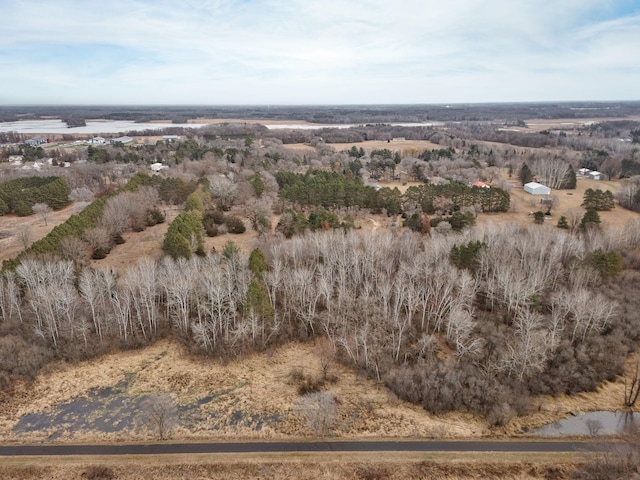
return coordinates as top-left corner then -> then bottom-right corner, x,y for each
524,182 -> 551,195
588,171 -> 605,180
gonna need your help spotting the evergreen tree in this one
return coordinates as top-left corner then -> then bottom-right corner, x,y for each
533,211 -> 545,224
580,208 -> 601,229
557,216 -> 569,229
560,165 -> 577,189
519,163 -> 533,185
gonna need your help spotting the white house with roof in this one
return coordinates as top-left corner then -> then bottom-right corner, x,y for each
25,136 -> 48,146
524,182 -> 551,195
110,136 -> 133,145
588,171 -> 605,180
91,136 -> 106,144
150,162 -> 169,172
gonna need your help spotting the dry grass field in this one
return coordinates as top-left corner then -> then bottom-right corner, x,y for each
0,339 -> 484,443
0,452 -> 580,480
484,173 -> 640,229
327,139 -> 444,153
1,334 -> 638,444
0,203 -> 84,264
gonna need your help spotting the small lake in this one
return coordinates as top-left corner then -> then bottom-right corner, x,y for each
532,411 -> 640,437
0,119 -> 210,135
0,119 -> 442,134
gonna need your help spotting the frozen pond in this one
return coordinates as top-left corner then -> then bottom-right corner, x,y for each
264,122 -> 441,130
532,411 -> 640,437
0,119 -> 210,134
0,119 -> 441,134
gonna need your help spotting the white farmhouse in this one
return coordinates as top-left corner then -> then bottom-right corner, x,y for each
524,182 -> 551,195
150,162 -> 168,172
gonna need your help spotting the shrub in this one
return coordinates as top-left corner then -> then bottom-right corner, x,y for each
82,465 -> 115,480
224,216 -> 246,234
533,211 -> 545,224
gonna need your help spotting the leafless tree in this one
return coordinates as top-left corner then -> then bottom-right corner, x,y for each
140,393 -> 177,440
294,391 -> 338,437
208,175 -> 237,210
531,156 -> 571,189
60,236 -> 89,264
32,203 -> 53,226
14,224 -> 33,250
83,226 -> 112,254
564,207 -> 587,233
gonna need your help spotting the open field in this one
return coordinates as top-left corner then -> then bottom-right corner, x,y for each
327,139 -> 444,153
486,174 -> 640,229
0,451 -> 581,480
522,115 -> 640,132
0,203 -> 84,264
1,335 -> 638,445
0,339 -> 485,443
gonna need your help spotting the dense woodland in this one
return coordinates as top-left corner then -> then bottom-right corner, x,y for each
2,106 -> 640,427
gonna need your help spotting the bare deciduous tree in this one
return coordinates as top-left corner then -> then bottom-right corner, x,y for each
140,393 -> 177,440
14,224 -> 33,250
32,203 -> 53,226
294,391 -> 338,437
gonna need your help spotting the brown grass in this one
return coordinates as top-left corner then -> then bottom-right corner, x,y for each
479,171 -> 640,229
327,139 -> 444,153
0,339 -> 485,443
0,453 -> 580,480
0,203 -> 81,264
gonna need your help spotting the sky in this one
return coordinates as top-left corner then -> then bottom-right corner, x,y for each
1,0 -> 639,105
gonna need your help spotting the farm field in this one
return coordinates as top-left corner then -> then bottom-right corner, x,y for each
1,335 -> 636,444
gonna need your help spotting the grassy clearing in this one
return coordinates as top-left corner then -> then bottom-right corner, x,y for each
2,338 -> 639,444
0,203 -> 81,264
0,452 -> 580,480
0,339 -> 484,443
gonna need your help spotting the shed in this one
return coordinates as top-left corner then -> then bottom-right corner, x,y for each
524,182 -> 551,195
588,171 -> 605,180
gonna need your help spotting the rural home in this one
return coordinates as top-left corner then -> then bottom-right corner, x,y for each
472,181 -> 490,188
524,182 -> 551,195
588,171 -> 605,180
163,135 -> 181,142
110,136 -> 133,145
578,168 -> 591,176
24,136 -> 48,146
150,162 -> 168,172
91,136 -> 106,144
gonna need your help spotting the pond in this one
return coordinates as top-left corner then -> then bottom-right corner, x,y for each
0,119 -> 442,134
531,411 -> 640,437
0,119 -> 210,135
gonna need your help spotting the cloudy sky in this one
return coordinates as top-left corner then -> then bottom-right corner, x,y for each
1,0 -> 639,105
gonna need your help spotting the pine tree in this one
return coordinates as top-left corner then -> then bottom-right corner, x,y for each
557,216 -> 569,229
519,163 -> 533,185
580,208 -> 601,229
561,165 -> 577,189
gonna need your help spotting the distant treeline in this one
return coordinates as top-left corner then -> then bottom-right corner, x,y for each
2,102 -> 640,126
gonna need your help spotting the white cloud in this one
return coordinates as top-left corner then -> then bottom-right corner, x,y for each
1,0 -> 639,104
